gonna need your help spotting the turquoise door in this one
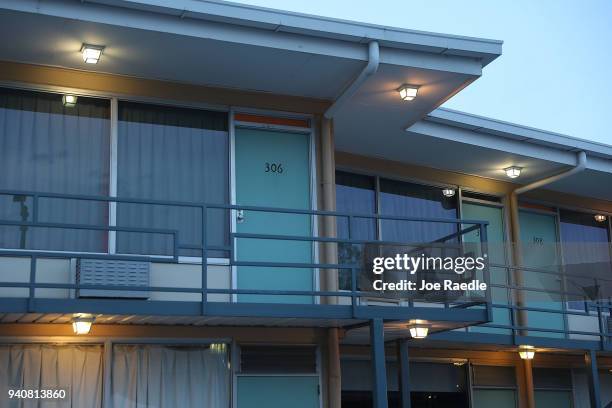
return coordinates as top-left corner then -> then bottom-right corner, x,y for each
518,210 -> 564,338
462,202 -> 511,334
237,376 -> 319,408
235,127 -> 313,303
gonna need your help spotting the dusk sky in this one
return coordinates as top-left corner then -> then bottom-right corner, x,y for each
235,0 -> 612,145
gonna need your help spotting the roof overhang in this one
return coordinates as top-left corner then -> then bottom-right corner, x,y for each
0,0 -> 501,128
337,107 -> 612,202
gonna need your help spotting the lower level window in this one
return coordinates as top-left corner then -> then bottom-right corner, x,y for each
111,344 -> 230,407
0,344 -> 104,408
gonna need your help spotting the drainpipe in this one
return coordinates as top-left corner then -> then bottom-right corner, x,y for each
321,41 -> 379,408
324,41 -> 380,119
508,151 -> 586,408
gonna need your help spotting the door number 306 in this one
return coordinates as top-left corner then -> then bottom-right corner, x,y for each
265,162 -> 284,173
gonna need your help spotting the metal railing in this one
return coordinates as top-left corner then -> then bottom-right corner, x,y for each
0,189 -> 494,323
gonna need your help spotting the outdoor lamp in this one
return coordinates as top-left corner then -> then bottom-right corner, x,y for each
518,345 -> 535,360
408,321 -> 430,339
81,44 -> 104,64
398,84 -> 419,101
594,214 -> 606,223
442,188 -> 456,198
62,94 -> 77,107
72,315 -> 95,335
504,166 -> 522,179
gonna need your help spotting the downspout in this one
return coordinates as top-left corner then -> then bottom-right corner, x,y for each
321,41 -> 379,408
509,151 -> 586,408
324,41 -> 380,119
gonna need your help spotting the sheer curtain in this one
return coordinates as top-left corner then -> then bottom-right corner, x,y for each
0,344 -> 104,408
111,344 -> 230,408
0,87 -> 110,252
116,102 -> 229,257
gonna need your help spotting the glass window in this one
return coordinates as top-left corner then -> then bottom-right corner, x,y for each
0,87 -> 110,252
560,209 -> 611,310
0,344 -> 103,407
379,178 -> 458,243
116,101 -> 229,257
335,171 -> 377,290
112,344 -> 230,407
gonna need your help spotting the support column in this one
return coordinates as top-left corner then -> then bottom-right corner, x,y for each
370,318 -> 388,408
327,328 -> 342,408
508,193 -> 528,334
396,339 -> 411,408
521,359 -> 535,408
585,350 -> 602,408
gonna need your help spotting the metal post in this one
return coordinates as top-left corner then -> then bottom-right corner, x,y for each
370,318 -> 388,408
522,359 -> 536,408
396,339 -> 411,408
585,350 -> 602,408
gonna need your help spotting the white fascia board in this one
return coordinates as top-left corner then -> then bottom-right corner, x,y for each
90,0 -> 502,63
428,108 -> 612,158
0,0 -> 487,75
408,120 -> 612,174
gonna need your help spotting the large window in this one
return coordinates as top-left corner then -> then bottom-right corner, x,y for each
0,87 -> 110,252
116,102 -> 229,257
0,87 -> 230,257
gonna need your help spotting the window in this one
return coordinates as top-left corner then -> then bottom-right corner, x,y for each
379,178 -> 458,243
0,87 -> 110,252
560,209 -> 611,311
116,102 -> 229,257
0,344 -> 104,407
112,344 -> 230,407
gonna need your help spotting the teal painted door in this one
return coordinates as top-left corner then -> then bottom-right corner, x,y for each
518,210 -> 564,338
235,128 -> 313,303
462,202 -> 511,334
237,376 -> 319,408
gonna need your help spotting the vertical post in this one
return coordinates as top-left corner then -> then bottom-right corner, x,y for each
370,318 -> 388,408
521,359 -> 536,408
509,193 -> 528,337
28,255 -> 37,312
396,339 -> 411,408
201,205 -> 208,315
103,340 -> 113,408
585,350 -> 602,408
108,97 -> 118,254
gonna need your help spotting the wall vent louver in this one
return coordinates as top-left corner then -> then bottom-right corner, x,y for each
76,259 -> 150,299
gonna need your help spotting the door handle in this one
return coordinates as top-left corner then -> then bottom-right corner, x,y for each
236,209 -> 245,223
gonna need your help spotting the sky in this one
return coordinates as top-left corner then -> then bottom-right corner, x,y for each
233,0 -> 612,145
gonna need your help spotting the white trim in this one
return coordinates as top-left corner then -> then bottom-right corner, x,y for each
108,97 -> 118,254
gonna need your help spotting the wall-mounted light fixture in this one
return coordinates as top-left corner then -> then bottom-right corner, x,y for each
504,166 -> 522,179
594,214 -> 606,223
81,44 -> 104,64
442,188 -> 456,198
72,314 -> 95,335
408,320 -> 430,339
398,84 -> 419,101
62,94 -> 78,107
518,345 -> 535,360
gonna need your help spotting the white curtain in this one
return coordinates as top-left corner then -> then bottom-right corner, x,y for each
111,345 -> 229,408
0,344 -> 104,408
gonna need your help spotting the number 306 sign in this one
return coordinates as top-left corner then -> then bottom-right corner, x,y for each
265,162 -> 284,173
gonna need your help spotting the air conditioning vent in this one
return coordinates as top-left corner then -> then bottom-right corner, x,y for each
76,259 -> 150,299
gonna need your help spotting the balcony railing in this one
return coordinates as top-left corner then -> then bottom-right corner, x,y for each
0,189 -> 492,325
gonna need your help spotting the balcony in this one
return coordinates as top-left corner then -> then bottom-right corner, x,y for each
0,189 -> 492,335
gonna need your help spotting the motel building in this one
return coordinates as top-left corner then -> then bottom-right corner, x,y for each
1,1 -> 612,407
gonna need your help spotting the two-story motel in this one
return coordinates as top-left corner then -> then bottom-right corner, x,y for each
0,1 -> 611,407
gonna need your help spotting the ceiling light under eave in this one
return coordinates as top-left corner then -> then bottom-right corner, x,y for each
72,315 -> 95,335
518,345 -> 535,360
504,166 -> 522,179
62,94 -> 77,107
398,84 -> 419,101
442,188 -> 456,198
594,214 -> 606,223
408,320 -> 430,339
81,44 -> 104,64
